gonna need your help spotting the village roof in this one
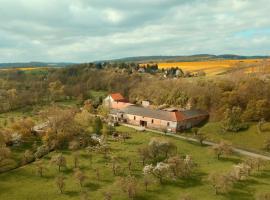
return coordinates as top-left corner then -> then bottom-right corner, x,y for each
110,93 -> 126,101
113,105 -> 208,122
180,109 -> 209,119
122,105 -> 178,121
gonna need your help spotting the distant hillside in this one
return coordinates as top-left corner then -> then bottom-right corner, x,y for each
107,54 -> 270,63
0,62 -> 75,68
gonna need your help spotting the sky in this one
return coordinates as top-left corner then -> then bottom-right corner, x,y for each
0,0 -> 270,63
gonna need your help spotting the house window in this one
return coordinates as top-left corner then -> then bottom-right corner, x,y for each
151,119 -> 154,124
167,122 -> 170,127
134,116 -> 136,120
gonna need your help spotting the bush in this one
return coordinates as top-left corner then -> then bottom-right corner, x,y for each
21,150 -> 35,165
35,145 -> 49,159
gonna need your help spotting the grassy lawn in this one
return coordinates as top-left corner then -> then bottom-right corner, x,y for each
0,126 -> 269,200
199,122 -> 270,154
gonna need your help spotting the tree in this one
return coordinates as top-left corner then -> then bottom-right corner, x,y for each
167,155 -> 195,179
208,172 -> 233,195
137,146 -> 150,166
36,160 -> 46,177
75,109 -> 92,128
212,141 -> 233,160
264,139 -> 270,152
191,127 -> 199,136
231,163 -> 251,181
128,160 -> 132,173
95,168 -> 100,181
143,162 -> 170,184
167,156 -> 184,178
111,156 -> 121,176
55,175 -> 65,194
98,144 -> 110,158
179,193 -> 194,200
195,132 -> 207,146
69,140 -> 80,151
41,106 -> 82,149
80,191 -> 90,200
0,144 -> 15,172
222,107 -> 247,132
11,117 -> 35,138
51,153 -> 67,172
103,191 -> 113,200
34,145 -> 49,159
257,118 -> 266,134
83,99 -> 95,113
21,150 -> 35,165
73,152 -> 80,168
93,117 -> 103,135
49,81 -> 65,101
143,174 -> 153,191
256,192 -> 270,200
148,138 -> 176,160
116,176 -> 138,199
74,169 -> 87,188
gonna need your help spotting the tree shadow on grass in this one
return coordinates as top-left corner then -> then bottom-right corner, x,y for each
165,174 -> 204,188
84,182 -> 100,191
65,190 -> 79,197
125,141 -> 144,146
225,178 -> 260,200
218,156 -> 241,164
252,170 -> 270,179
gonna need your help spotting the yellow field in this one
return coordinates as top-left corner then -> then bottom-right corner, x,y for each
140,59 -> 268,76
0,67 -> 49,71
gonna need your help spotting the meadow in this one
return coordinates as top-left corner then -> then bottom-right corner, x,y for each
0,126 -> 269,200
199,122 -> 270,155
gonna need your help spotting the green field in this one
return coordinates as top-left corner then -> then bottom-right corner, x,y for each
199,122 -> 270,154
0,126 -> 269,200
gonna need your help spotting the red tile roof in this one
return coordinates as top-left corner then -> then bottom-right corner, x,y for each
173,111 -> 186,121
110,93 -> 126,101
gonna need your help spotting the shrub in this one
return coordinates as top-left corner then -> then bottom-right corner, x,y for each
34,145 -> 49,159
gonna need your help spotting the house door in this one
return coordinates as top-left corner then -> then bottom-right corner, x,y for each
140,120 -> 147,127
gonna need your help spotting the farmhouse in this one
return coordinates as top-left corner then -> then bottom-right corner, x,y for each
105,93 -> 209,132
103,93 -> 134,109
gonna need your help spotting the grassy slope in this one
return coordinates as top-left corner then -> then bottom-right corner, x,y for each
199,122 -> 270,154
0,126 -> 269,200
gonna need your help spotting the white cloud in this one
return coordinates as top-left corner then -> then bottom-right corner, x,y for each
0,0 -> 269,62
103,9 -> 124,24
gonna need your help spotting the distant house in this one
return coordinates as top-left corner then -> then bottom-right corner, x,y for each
105,93 -> 209,132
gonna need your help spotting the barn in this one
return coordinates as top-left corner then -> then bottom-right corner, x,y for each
105,93 -> 209,132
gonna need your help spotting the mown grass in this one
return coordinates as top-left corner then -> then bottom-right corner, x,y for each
0,126 -> 269,200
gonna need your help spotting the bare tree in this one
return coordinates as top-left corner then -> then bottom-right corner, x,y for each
143,175 -> 153,191
111,156 -> 121,176
137,146 -> 150,166
51,153 -> 67,172
55,175 -> 65,194
95,168 -> 100,181
195,132 -> 207,146
116,176 -> 138,199
73,152 -> 80,168
36,160 -> 47,177
212,141 -> 233,159
74,169 -> 87,188
208,172 -> 233,195
256,192 -> 270,200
